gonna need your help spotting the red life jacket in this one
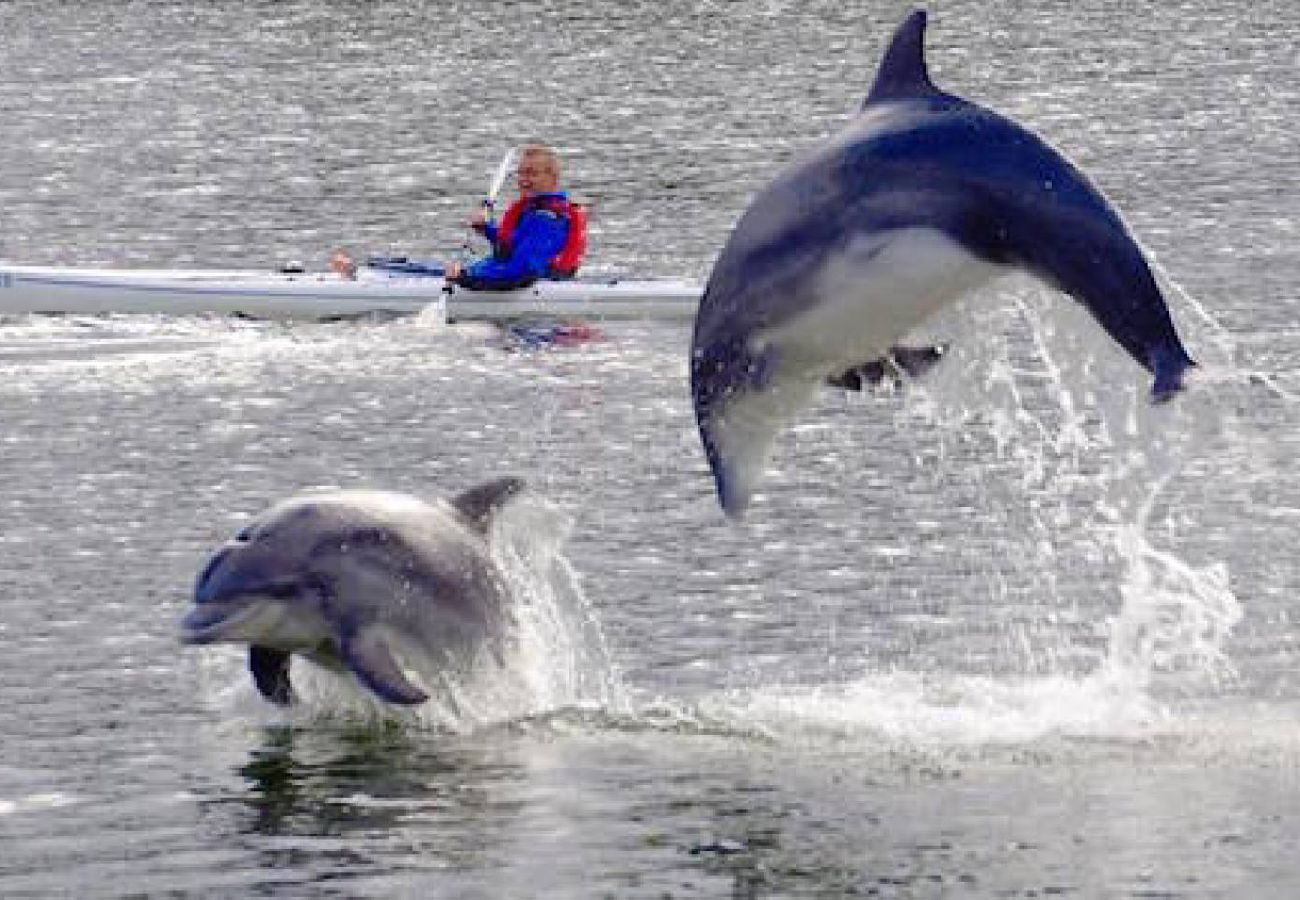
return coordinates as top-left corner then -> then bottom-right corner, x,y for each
496,194 -> 588,278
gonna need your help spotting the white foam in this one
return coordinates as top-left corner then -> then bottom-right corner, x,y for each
0,791 -> 83,817
712,671 -> 1163,748
488,495 -> 628,717
1101,478 -> 1241,691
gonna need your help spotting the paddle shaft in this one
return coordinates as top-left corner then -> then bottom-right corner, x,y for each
457,147 -> 518,268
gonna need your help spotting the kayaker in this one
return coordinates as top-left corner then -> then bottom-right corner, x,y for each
445,144 -> 587,290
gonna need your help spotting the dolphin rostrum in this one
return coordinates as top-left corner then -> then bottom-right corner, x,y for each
690,9 -> 1194,517
180,477 -> 526,706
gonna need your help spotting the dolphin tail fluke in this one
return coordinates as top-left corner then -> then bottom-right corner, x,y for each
1038,234 -> 1196,404
250,646 -> 295,706
343,629 -> 430,705
452,476 -> 526,533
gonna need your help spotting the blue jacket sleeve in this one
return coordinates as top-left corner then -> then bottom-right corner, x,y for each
460,210 -> 569,290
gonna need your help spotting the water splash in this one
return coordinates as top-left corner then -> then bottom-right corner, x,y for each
488,494 -> 629,717
710,672 -> 1164,748
1100,476 -> 1240,694
934,279 -> 1242,690
371,495 -> 627,731
711,275 -> 1251,750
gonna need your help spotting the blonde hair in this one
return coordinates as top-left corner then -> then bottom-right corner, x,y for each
520,144 -> 560,178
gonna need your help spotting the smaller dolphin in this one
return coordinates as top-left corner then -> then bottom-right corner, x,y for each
180,477 -> 525,706
691,10 -> 1195,517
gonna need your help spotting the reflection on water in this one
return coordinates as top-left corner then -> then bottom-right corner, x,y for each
233,724 -> 521,843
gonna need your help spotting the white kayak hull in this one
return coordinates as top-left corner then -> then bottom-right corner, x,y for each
0,264 -> 701,321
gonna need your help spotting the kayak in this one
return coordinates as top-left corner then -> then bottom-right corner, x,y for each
0,261 -> 702,322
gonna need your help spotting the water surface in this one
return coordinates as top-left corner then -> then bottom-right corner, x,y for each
1,1 -> 1298,896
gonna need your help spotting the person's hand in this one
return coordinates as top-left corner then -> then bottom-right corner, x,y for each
468,209 -> 488,233
329,249 -> 357,280
445,261 -> 463,282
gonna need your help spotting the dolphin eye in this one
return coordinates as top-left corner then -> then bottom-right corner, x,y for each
234,523 -> 257,542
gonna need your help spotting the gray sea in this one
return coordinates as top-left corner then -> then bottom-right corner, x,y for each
2,1 -> 1298,896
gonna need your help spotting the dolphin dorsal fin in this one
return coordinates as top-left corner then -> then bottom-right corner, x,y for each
863,9 -> 938,108
451,476 -> 526,533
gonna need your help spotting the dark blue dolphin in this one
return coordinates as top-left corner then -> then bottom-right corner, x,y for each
690,9 -> 1195,517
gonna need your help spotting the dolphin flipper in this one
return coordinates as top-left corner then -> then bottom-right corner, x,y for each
342,628 -> 430,705
249,645 -> 295,706
450,477 -> 526,533
828,344 -> 948,390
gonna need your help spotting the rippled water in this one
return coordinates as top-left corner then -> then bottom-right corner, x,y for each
2,1 -> 1298,897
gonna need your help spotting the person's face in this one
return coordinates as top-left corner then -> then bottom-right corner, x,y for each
517,156 -> 559,196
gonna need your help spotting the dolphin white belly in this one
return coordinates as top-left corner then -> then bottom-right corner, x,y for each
698,228 -> 1002,515
758,228 -> 1001,377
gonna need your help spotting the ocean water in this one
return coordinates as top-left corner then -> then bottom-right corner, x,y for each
1,1 -> 1298,896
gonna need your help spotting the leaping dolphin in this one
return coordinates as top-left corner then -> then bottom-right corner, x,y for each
180,477 -> 525,706
690,9 -> 1195,517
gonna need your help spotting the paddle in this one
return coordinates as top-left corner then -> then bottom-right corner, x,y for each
483,145 -> 519,225
365,149 -> 519,281
445,146 -> 519,288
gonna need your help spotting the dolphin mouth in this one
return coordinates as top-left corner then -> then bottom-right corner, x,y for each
179,597 -> 272,645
